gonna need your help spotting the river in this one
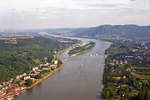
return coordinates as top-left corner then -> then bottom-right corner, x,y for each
14,35 -> 110,100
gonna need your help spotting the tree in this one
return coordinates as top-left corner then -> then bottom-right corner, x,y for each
145,89 -> 150,100
25,79 -> 33,87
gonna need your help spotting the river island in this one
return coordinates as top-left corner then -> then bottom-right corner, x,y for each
68,41 -> 96,56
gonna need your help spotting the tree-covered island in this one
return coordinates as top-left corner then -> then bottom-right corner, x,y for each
68,41 -> 96,56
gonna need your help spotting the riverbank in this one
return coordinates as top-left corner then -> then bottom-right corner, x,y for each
0,61 -> 64,100
3,41 -> 82,100
26,61 -> 64,90
10,41 -> 82,100
104,41 -> 112,45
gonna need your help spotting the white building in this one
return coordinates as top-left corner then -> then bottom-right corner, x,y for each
32,67 -> 39,71
42,68 -> 51,71
40,63 -> 49,68
50,65 -> 57,70
24,76 -> 31,80
16,73 -> 27,80
54,60 -> 58,65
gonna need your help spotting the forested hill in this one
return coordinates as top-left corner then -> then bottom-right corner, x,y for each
0,36 -> 70,83
43,25 -> 150,41
70,25 -> 150,40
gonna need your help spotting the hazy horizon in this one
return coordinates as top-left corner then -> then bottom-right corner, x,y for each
0,0 -> 150,30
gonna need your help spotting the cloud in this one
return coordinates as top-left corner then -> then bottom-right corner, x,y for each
0,0 -> 150,30
130,0 -> 136,1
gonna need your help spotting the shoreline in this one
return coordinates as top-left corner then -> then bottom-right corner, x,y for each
26,61 -> 64,90
1,39 -> 91,100
68,47 -> 95,57
101,41 -> 112,99
68,52 -> 80,57
104,41 -> 112,45
2,61 -> 64,100
10,41 -> 82,99
68,42 -> 96,57
57,41 -> 83,56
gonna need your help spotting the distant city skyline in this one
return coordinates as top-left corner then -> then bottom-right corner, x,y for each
0,0 -> 150,30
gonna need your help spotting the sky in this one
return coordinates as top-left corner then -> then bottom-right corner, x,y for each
0,0 -> 150,30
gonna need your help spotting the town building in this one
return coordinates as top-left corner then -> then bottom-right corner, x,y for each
24,76 -> 31,80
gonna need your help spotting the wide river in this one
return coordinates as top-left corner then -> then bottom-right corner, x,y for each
14,35 -> 110,100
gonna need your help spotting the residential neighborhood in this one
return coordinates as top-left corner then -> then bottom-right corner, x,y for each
0,53 -> 60,100
102,40 -> 150,99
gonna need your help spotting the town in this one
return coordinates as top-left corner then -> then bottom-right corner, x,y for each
102,40 -> 150,100
0,51 -> 61,100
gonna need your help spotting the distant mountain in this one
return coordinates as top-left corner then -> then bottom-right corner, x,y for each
69,25 -> 150,40
0,31 -> 40,37
2,24 -> 150,41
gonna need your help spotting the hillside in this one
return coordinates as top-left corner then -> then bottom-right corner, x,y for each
37,25 -> 150,41
0,36 -> 75,83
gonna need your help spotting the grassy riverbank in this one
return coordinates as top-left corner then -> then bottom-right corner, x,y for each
68,41 -> 96,56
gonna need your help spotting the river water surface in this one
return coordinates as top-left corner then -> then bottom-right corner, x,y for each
14,35 -> 110,100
